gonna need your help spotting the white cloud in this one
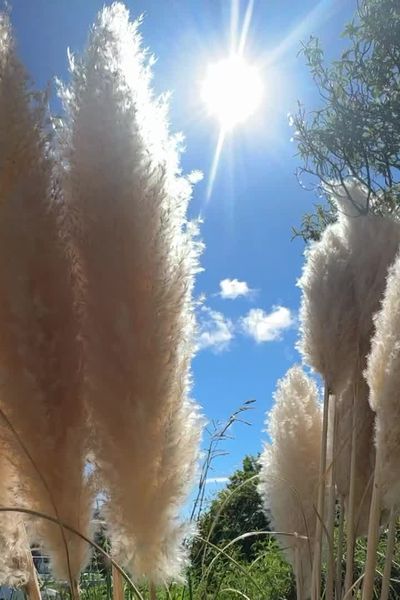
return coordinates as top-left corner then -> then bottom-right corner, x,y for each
219,278 -> 252,300
241,305 -> 294,343
197,306 -> 234,353
205,477 -> 229,485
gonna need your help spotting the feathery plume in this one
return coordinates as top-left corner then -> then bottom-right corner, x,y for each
58,3 -> 202,583
365,251 -> 400,510
259,366 -> 322,598
332,181 -> 400,366
297,216 -> 356,394
0,12 -> 92,582
298,179 -> 400,389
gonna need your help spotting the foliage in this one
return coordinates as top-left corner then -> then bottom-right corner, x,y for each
292,0 -> 400,241
190,456 -> 271,574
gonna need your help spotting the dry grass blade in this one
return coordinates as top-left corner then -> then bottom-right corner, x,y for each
196,536 -> 266,596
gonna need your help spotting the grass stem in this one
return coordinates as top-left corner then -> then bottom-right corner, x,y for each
344,383 -> 358,595
311,383 -> 329,600
326,394 -> 337,600
379,508 -> 396,600
149,582 -> 157,600
362,454 -> 382,600
336,496 -> 345,600
113,565 -> 125,600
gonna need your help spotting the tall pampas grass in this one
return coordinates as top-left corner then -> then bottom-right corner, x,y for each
259,366 -> 322,599
298,179 -> 400,596
362,250 -> 400,599
0,12 -> 92,585
297,190 -> 355,599
57,3 -> 202,584
366,250 -> 400,510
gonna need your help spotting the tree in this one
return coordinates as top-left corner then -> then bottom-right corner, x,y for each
190,455 -> 270,573
292,0 -> 400,241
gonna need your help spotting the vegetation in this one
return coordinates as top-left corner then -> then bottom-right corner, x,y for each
3,1 -> 400,599
292,0 -> 400,241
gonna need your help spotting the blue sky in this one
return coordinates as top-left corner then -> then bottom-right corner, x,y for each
11,0 -> 355,496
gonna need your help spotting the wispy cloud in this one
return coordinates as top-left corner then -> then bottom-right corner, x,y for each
240,305 -> 294,343
205,476 -> 229,485
197,306 -> 234,353
219,278 -> 253,300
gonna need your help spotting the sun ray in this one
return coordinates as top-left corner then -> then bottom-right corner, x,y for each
238,0 -> 254,57
206,128 -> 226,201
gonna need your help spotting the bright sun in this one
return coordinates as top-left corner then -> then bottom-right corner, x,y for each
201,55 -> 263,131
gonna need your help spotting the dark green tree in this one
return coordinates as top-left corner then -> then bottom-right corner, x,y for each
292,0 -> 400,241
190,455 -> 270,573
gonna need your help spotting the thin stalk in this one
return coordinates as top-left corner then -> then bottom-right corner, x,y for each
326,394 -> 337,600
336,496 -> 345,600
362,453 -> 382,600
149,583 -> 157,600
24,556 -> 41,600
21,521 -> 42,600
343,574 -> 364,600
379,508 -> 397,600
295,543 -> 303,600
311,383 -> 330,600
344,383 -> 358,595
25,565 -> 41,600
113,565 -> 124,600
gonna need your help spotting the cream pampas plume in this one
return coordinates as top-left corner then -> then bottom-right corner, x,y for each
298,215 -> 356,395
332,181 -> 400,367
298,179 -> 400,389
259,366 -> 322,598
57,3 -> 202,584
0,13 -> 92,585
366,251 -> 400,511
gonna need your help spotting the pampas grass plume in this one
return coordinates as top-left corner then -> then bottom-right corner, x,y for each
58,3 -> 203,584
0,12 -> 92,582
259,366 -> 322,597
332,181 -> 400,365
298,180 -> 400,392
298,215 -> 357,394
365,251 -> 400,509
